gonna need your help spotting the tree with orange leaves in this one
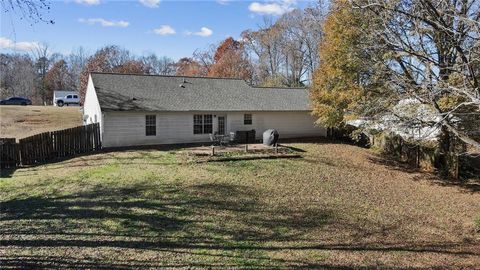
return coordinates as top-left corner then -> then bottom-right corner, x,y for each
175,57 -> 207,77
208,37 -> 252,80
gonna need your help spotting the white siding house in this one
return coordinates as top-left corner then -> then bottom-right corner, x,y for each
83,73 -> 326,148
83,75 -> 104,136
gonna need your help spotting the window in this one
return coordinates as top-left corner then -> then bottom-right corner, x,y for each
244,114 -> 252,125
194,115 -> 203,134
145,115 -> 156,136
193,114 -> 213,134
203,115 -> 213,134
67,95 -> 72,99
73,95 -> 78,99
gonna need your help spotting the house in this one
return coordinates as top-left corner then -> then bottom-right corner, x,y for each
83,72 -> 326,148
348,98 -> 441,142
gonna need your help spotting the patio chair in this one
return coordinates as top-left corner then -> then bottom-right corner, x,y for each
228,132 -> 236,144
219,134 -> 231,146
209,133 -> 219,146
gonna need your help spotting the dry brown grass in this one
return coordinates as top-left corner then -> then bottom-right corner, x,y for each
1,142 -> 479,268
0,105 -> 82,139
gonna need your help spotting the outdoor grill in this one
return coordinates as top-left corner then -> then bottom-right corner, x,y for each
263,129 -> 279,146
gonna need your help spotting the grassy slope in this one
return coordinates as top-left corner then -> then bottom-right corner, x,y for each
0,143 -> 479,269
0,106 -> 82,139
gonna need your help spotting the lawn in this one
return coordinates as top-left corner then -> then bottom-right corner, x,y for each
1,143 -> 479,268
0,105 -> 82,139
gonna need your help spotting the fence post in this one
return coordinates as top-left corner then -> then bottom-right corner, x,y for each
416,145 -> 420,168
455,154 -> 459,180
0,138 -> 20,168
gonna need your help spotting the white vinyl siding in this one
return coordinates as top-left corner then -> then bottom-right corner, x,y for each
83,75 -> 103,138
228,112 -> 325,139
103,112 -> 211,147
102,111 -> 326,148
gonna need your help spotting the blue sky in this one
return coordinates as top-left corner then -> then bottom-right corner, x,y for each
1,0 -> 313,60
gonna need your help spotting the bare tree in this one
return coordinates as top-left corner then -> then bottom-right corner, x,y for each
192,45 -> 216,75
354,0 -> 480,151
79,46 -> 150,101
0,53 -> 36,99
242,17 -> 285,85
31,43 -> 54,103
242,3 -> 327,86
141,54 -> 176,75
1,0 -> 54,24
31,43 -> 51,78
67,47 -> 90,91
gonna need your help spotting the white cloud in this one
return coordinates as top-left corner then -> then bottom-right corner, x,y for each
75,0 -> 100,6
248,0 -> 296,15
139,0 -> 160,8
79,18 -> 129,27
187,27 -> 213,37
153,25 -> 175,35
216,0 -> 231,5
0,37 -> 39,51
0,38 -> 14,48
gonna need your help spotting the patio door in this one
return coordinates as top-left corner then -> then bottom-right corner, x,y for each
217,115 -> 226,135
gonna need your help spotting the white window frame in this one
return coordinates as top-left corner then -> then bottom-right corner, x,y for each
193,114 -> 213,134
244,114 -> 252,125
145,115 -> 156,136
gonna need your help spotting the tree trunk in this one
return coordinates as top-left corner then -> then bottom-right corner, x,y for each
438,126 -> 452,176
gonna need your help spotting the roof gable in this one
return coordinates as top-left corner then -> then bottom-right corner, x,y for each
90,72 -> 312,112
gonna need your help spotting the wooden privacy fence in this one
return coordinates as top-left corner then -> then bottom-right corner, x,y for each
1,138 -> 19,169
0,123 -> 101,168
370,132 -> 480,179
372,133 -> 437,169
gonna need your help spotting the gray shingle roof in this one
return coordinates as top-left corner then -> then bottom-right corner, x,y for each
91,72 -> 312,112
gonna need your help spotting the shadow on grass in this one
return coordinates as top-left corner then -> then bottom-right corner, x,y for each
368,155 -> 480,193
279,144 -> 307,153
2,138 -> 333,178
0,181 -> 335,268
1,178 -> 478,268
5,151 -> 181,178
0,143 -> 201,178
0,167 -> 17,178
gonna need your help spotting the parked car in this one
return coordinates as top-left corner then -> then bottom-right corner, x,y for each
0,97 -> 32,106
55,94 -> 80,107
